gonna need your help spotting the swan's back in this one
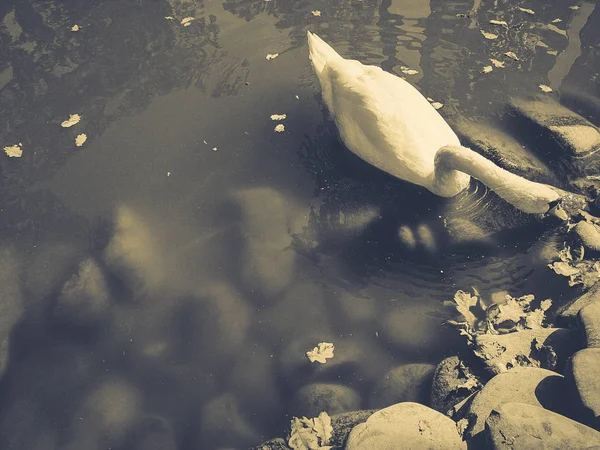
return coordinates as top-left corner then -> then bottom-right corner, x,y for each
307,31 -> 464,190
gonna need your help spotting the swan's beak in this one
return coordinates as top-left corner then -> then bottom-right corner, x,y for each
547,199 -> 569,221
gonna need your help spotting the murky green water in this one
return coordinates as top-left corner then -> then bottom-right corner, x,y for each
0,0 -> 598,448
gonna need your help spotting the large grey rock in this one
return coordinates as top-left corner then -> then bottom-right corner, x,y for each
368,363 -> 435,409
229,187 -> 301,302
580,300 -> 600,348
557,281 -> 600,328
473,328 -> 581,375
290,383 -> 361,418
54,258 -> 112,326
568,348 -> 600,428
464,367 -> 569,438
0,247 -> 23,382
453,118 -> 558,184
485,402 -> 600,449
430,356 -> 482,416
345,402 -> 466,450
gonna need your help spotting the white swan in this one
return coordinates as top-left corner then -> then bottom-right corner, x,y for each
307,31 -> 567,219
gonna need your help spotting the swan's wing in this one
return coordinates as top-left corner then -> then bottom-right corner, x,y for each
326,58 -> 459,187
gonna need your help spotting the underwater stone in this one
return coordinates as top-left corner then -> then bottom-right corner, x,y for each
345,402 -> 466,450
368,363 -> 436,409
126,415 -> 177,450
430,356 -> 481,416
55,258 -> 111,326
568,348 -> 600,428
290,383 -> 361,418
485,402 -> 600,449
464,367 -> 569,439
0,247 -> 23,382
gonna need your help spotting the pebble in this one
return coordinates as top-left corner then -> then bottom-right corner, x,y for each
54,258 -> 111,326
485,402 -> 600,449
575,221 -> 600,252
345,402 -> 466,450
290,383 -> 361,417
473,328 -> 581,375
368,363 -> 436,409
430,356 -> 481,416
464,367 -> 569,438
580,299 -> 600,347
568,348 -> 600,428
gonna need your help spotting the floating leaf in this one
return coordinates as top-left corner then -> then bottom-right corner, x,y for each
75,134 -> 87,147
165,16 -> 175,20
569,5 -> 580,10
481,30 -> 498,40
547,50 -> 558,56
181,17 -> 195,26
504,51 -> 520,60
490,59 -> 505,68
546,24 -> 567,37
489,19 -> 508,26
270,114 -> 287,121
400,66 -> 419,75
482,65 -> 493,73
431,102 -> 444,110
274,124 -> 285,132
311,10 -> 321,16
539,84 -> 553,93
212,147 -> 218,152
452,290 -> 480,328
551,18 -> 562,23
306,342 -> 334,364
517,7 -> 535,15
4,143 -> 23,157
312,412 -> 333,445
71,24 -> 80,32
61,114 -> 81,128
266,53 -> 279,60
288,412 -> 333,450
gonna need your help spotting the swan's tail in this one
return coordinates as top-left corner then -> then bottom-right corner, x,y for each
307,31 -> 342,76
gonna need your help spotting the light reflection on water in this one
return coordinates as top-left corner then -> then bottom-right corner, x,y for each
0,0 -> 598,448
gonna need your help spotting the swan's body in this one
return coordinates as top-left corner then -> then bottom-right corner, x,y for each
307,31 -> 564,216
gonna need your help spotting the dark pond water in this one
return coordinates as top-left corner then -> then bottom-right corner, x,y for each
0,0 -> 599,449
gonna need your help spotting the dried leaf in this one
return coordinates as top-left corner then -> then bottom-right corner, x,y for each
306,342 -> 334,364
71,24 -> 81,32
61,114 -> 81,128
165,16 -> 175,20
312,412 -> 333,445
456,418 -> 470,437
568,5 -> 580,10
547,50 -> 558,56
490,58 -> 505,68
181,17 -> 195,26
481,30 -> 498,40
274,124 -> 285,133
75,134 -> 87,147
431,102 -> 444,110
270,114 -> 287,121
4,143 -> 23,158
400,66 -> 419,75
517,7 -> 535,15
546,24 -> 567,37
489,19 -> 508,26
266,53 -> 279,60
504,51 -> 520,60
311,10 -> 321,16
539,84 -> 553,93
288,412 -> 333,450
452,291 -> 480,328
482,65 -> 493,74
551,18 -> 562,23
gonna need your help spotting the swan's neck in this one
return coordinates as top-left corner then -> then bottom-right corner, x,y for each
433,145 -> 559,214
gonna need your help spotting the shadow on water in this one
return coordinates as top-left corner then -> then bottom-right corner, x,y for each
0,0 -> 598,448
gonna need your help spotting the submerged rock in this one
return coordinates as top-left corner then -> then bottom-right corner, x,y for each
557,281 -> 600,328
464,367 -> 569,439
575,221 -> 600,253
345,402 -> 466,450
567,348 -> 600,428
430,356 -> 482,416
580,300 -> 600,348
0,247 -> 23,382
126,415 -> 177,450
473,328 -> 581,375
290,383 -> 361,418
368,363 -> 436,409
55,258 -> 112,326
485,402 -> 600,449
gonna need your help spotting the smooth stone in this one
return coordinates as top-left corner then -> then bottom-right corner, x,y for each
575,221 -> 600,252
368,363 -> 436,409
465,367 -> 569,438
485,402 -> 600,449
430,356 -> 480,415
0,247 -> 24,381
229,187 -> 300,301
126,415 -> 177,450
509,96 -> 600,157
580,300 -> 600,347
200,393 -> 260,449
290,383 -> 361,418
54,258 -> 111,326
558,282 -> 600,328
473,328 -> 581,375
345,402 -> 466,450
453,118 -> 558,184
568,348 -> 600,428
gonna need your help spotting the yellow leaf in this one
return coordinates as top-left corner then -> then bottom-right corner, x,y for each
481,30 -> 498,40
517,7 -> 535,15
61,114 -> 81,128
4,143 -> 23,158
75,134 -> 87,147
306,342 -> 334,364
